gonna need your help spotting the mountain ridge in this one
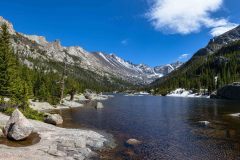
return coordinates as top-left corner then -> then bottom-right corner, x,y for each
150,24 -> 240,94
0,16 -> 182,84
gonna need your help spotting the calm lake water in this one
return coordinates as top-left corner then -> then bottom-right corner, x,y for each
60,94 -> 240,160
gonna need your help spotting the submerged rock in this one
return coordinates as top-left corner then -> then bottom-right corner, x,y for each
198,121 -> 210,126
4,109 -> 33,140
95,102 -> 104,109
44,114 -> 63,125
126,138 -> 142,146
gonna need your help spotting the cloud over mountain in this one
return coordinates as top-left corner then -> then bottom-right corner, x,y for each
146,0 -> 238,36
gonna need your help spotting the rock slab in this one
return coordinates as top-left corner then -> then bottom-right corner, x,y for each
0,112 -> 114,160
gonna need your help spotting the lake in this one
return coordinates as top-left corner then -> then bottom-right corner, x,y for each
60,94 -> 240,160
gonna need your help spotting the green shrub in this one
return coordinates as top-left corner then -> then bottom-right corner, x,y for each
2,106 -> 44,121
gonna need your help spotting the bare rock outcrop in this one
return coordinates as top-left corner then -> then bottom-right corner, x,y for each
0,112 -> 115,160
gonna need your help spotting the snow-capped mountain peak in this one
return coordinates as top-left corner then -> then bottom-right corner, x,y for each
1,16 -> 183,84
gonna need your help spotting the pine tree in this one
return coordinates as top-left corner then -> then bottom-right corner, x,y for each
0,24 -> 30,108
0,23 -> 16,97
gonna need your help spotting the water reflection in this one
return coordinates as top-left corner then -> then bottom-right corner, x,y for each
60,95 -> 240,160
0,132 -> 40,147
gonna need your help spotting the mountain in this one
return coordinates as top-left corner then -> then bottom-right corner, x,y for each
194,26 -> 240,57
0,16 -> 182,85
150,25 -> 240,94
154,61 -> 182,75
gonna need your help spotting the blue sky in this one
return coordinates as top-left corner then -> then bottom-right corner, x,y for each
1,0 -> 240,66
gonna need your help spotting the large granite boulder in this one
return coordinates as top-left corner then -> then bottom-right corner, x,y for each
44,114 -> 63,125
3,109 -> 33,140
214,83 -> 240,100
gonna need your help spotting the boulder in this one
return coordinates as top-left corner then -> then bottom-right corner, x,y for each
95,102 -> 104,109
4,109 -> 33,140
126,138 -> 141,146
84,89 -> 97,100
44,114 -> 63,125
214,83 -> 240,100
198,121 -> 210,126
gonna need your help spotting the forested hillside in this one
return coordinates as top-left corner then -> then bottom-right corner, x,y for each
150,40 -> 240,95
0,24 -> 131,112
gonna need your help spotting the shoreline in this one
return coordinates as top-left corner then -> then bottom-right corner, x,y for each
0,111 -> 116,160
165,88 -> 210,98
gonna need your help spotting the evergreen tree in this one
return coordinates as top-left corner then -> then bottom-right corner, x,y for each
0,24 -> 29,108
0,23 -> 15,97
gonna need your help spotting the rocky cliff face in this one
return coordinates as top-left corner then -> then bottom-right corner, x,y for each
0,16 -> 15,34
194,26 -> 240,57
0,16 -> 182,84
154,61 -> 182,75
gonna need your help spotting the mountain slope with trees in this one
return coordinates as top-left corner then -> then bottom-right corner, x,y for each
0,23 -> 133,120
150,26 -> 240,95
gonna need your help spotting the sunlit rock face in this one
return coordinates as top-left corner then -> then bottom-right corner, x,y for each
194,25 -> 240,57
0,16 -> 15,34
0,16 -> 183,84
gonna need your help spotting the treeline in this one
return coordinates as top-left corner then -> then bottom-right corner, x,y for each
0,24 -> 131,111
150,41 -> 240,95
0,24 -> 30,108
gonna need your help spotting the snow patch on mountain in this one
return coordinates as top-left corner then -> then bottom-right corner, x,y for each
0,16 -> 183,84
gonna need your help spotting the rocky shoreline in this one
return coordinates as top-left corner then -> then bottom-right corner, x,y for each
0,112 -> 115,160
29,93 -> 114,112
0,92 -> 115,160
210,82 -> 240,100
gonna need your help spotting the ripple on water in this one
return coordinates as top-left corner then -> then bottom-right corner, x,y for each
59,95 -> 240,159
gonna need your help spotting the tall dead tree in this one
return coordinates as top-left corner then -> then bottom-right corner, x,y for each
60,57 -> 67,104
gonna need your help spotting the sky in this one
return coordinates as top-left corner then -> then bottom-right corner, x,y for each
0,0 -> 240,66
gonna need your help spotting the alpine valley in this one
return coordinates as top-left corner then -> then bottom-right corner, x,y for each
0,16 -> 182,87
0,4 -> 240,160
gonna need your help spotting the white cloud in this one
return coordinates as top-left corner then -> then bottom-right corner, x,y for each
210,23 -> 238,36
121,39 -> 128,45
146,0 -> 238,36
178,54 -> 189,60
